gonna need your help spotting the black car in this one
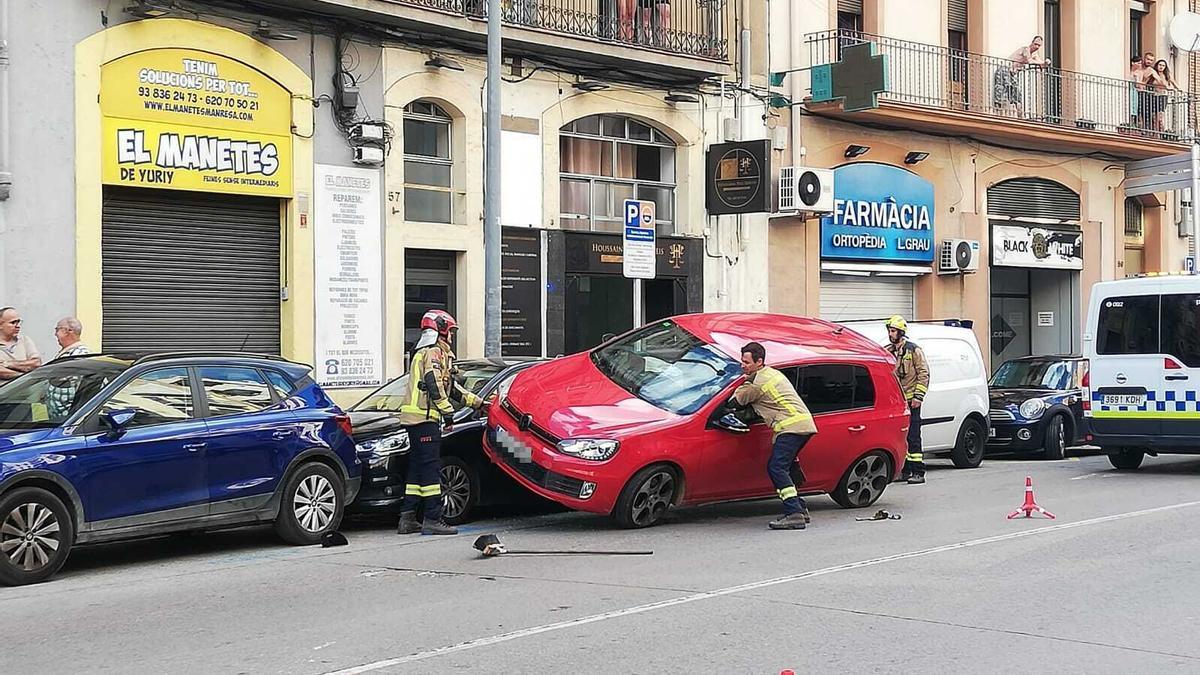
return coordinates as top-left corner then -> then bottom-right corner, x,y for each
987,356 -> 1090,460
347,358 -> 548,524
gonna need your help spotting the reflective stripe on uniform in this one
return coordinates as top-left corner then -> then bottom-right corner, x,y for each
760,371 -> 813,432
405,484 -> 423,496
777,486 -> 798,501
906,452 -> 924,462
406,484 -> 442,497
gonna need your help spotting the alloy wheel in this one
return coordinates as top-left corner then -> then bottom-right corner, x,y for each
293,475 -> 337,533
843,454 -> 890,507
629,471 -> 675,527
440,464 -> 472,521
0,503 -> 61,572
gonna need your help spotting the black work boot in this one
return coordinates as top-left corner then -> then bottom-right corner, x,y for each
421,519 -> 458,535
907,474 -> 926,485
397,511 -> 420,535
768,513 -> 808,530
898,471 -> 913,483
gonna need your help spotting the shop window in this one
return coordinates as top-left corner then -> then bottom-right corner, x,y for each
1097,295 -> 1159,355
403,101 -> 453,224
1161,294 -> 1200,367
404,249 -> 457,354
559,114 -> 676,236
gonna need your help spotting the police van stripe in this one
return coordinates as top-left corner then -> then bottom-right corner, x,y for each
1090,389 -> 1200,418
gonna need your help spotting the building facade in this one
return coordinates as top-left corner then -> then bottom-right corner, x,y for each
769,0 -> 1197,370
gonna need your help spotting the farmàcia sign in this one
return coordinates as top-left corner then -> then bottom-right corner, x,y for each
820,162 -> 936,264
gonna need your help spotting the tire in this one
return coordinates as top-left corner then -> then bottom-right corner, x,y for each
831,451 -> 893,509
612,465 -> 678,529
440,455 -> 479,526
1108,448 -> 1145,471
950,417 -> 987,469
0,487 -> 74,586
1043,415 -> 1067,461
274,463 -> 345,545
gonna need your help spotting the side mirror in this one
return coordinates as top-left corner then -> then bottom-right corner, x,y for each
100,408 -> 137,437
711,412 -> 751,434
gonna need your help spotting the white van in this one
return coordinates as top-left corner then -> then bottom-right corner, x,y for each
1083,275 -> 1200,470
841,319 -> 990,468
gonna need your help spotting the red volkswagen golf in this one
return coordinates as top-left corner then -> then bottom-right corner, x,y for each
483,313 -> 909,528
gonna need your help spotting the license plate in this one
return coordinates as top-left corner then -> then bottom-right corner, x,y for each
988,427 -> 997,438
1103,394 -> 1145,407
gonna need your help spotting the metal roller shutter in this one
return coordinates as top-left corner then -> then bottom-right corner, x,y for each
838,0 -> 864,13
948,0 -> 968,32
102,187 -> 282,354
986,178 -> 1081,221
819,273 -> 915,322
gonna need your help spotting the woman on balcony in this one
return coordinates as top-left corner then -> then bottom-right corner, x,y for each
1146,59 -> 1181,136
993,36 -> 1050,119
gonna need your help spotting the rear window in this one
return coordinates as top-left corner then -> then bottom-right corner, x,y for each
794,364 -> 875,414
1097,295 -> 1159,355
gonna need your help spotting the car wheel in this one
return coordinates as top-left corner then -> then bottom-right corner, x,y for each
613,465 -> 678,529
0,487 -> 74,586
274,463 -> 345,545
1043,415 -> 1067,461
950,417 -> 986,468
1108,448 -> 1145,471
831,451 -> 893,509
440,456 -> 478,526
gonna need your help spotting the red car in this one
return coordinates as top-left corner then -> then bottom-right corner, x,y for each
484,313 -> 909,528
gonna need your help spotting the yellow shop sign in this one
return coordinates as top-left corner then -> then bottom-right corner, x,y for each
100,48 -> 293,197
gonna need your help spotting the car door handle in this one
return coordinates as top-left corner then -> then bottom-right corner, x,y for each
272,429 -> 296,439
1166,373 -> 1190,381
848,425 -> 866,433
183,442 -> 206,452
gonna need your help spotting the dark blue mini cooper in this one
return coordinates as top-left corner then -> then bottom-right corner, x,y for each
987,356 -> 1089,460
0,353 -> 360,585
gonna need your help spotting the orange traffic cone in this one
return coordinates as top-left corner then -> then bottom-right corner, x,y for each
1006,475 -> 1056,520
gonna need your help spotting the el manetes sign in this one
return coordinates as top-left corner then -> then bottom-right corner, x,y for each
100,48 -> 294,197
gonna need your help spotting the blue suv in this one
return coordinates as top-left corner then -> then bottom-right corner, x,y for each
0,353 -> 361,585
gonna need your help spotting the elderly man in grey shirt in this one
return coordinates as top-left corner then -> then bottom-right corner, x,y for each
0,307 -> 41,382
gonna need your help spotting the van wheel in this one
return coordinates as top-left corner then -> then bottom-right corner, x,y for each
0,487 -> 74,586
1043,415 -> 1067,461
831,451 -> 892,509
950,418 -> 986,468
275,463 -> 344,545
613,465 -> 678,529
1108,448 -> 1145,471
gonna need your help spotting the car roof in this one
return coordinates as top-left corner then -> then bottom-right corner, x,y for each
1094,275 -> 1200,292
1007,354 -> 1083,361
73,352 -> 312,376
670,313 -> 892,365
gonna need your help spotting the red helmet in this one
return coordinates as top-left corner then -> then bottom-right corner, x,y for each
420,309 -> 458,336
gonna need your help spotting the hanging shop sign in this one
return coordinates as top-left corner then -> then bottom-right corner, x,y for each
501,228 -> 544,357
314,164 -> 384,389
100,48 -> 293,197
820,162 -> 935,264
991,222 -> 1083,270
706,140 -> 771,215
564,232 -> 695,278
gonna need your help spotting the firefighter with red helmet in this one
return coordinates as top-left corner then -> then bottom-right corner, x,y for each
396,310 -> 485,535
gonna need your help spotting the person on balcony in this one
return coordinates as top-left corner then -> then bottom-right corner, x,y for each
993,36 -> 1051,118
1145,59 -> 1181,136
638,0 -> 670,46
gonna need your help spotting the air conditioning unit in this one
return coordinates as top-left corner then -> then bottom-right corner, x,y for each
939,239 -> 981,274
779,166 -> 834,214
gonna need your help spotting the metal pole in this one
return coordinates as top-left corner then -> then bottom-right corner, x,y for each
1191,142 -> 1200,270
633,278 -> 643,328
0,0 -> 11,201
484,0 -> 502,356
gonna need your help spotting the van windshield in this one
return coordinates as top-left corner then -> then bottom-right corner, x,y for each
591,321 -> 741,416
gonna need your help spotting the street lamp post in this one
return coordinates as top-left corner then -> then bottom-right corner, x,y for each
483,0 -> 503,357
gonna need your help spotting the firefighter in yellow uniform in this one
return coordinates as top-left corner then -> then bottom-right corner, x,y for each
732,341 -> 818,530
885,315 -> 930,484
397,310 -> 485,535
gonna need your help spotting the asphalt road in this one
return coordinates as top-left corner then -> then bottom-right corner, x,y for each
4,452 -> 1200,674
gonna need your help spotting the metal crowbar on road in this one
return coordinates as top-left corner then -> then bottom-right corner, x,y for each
855,509 -> 902,522
472,534 -> 653,558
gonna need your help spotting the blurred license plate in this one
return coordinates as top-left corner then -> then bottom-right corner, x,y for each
1103,394 -> 1145,406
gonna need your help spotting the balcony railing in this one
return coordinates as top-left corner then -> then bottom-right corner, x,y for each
807,30 -> 1195,142
392,0 -> 728,61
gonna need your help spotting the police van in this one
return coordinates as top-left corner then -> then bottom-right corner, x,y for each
1083,275 -> 1200,470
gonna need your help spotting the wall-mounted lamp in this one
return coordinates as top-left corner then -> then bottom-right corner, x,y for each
425,55 -> 465,71
254,21 -> 298,41
665,93 -> 699,104
844,144 -> 870,158
574,81 -> 610,92
123,1 -> 172,18
904,151 -> 930,165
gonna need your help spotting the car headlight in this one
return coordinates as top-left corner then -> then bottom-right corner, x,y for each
1019,399 -> 1048,420
556,438 -> 620,461
356,431 -> 410,459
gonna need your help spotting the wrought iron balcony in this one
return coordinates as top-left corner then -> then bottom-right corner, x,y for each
392,0 -> 728,61
806,30 -> 1195,144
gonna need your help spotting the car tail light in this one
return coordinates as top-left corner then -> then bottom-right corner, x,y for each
1165,357 -> 1183,370
335,413 -> 353,438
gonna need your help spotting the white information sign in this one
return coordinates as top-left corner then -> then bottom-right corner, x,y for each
623,199 -> 657,280
1037,311 -> 1054,327
314,164 -> 384,389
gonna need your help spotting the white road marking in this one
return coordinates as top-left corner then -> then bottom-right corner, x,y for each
325,499 -> 1200,674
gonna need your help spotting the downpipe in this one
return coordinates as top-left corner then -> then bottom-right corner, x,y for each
0,0 -> 10,201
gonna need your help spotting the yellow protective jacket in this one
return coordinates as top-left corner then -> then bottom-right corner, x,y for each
887,339 -> 930,402
732,366 -> 818,438
396,339 -> 483,426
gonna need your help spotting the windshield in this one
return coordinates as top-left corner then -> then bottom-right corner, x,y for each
990,360 -> 1074,390
591,321 -> 741,416
352,362 -> 505,413
0,357 -> 132,429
